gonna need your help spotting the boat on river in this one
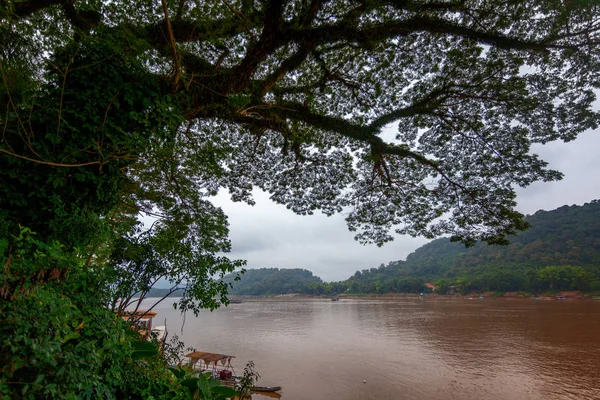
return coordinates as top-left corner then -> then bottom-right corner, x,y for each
185,351 -> 281,393
253,385 -> 283,392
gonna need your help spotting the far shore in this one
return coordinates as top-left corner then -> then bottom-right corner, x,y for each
227,291 -> 600,301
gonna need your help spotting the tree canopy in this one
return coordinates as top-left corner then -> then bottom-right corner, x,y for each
2,0 -> 599,248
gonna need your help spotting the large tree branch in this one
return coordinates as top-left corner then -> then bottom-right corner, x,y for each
298,0 -> 324,27
285,17 -> 573,52
145,6 -> 580,97
267,85 -> 447,139
3,0 -> 66,17
253,43 -> 314,98
160,0 -> 181,87
175,0 -> 187,21
368,88 -> 449,131
229,0 -> 288,91
257,99 -> 462,189
146,19 -> 243,46
242,101 -> 423,163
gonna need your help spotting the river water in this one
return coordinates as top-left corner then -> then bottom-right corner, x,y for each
143,297 -> 600,400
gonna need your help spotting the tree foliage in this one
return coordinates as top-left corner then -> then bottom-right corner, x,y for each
0,227 -> 244,398
107,211 -> 245,316
2,0 -> 599,246
222,267 -> 322,295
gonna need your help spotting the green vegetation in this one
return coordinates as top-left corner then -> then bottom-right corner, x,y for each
335,201 -> 600,295
2,0 -> 600,398
223,268 -> 322,295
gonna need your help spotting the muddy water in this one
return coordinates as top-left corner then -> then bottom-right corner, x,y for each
144,298 -> 600,400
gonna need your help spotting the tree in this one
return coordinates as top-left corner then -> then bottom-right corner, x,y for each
433,278 -> 451,294
454,277 -> 470,295
107,216 -> 244,316
2,0 -> 599,250
538,265 -> 594,291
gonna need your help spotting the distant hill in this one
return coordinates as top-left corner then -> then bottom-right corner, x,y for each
221,268 -> 323,295
343,200 -> 600,294
404,200 -> 600,276
169,201 -> 600,298
146,287 -> 184,298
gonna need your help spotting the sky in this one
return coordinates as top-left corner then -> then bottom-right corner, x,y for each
214,127 -> 600,282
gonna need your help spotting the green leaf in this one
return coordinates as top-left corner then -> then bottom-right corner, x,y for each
61,331 -> 80,344
0,238 -> 8,255
180,377 -> 199,390
34,374 -> 45,385
168,367 -> 187,379
130,341 -> 158,360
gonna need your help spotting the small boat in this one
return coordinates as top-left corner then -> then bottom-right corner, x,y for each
185,351 -> 281,393
229,299 -> 242,304
186,351 -> 236,373
121,309 -> 158,334
253,386 -> 282,392
331,297 -> 339,301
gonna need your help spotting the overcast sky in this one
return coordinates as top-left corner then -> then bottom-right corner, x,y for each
214,127 -> 600,282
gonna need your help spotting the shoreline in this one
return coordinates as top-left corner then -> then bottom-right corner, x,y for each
231,291 -> 600,301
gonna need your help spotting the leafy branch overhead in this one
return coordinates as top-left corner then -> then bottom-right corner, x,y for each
2,0 -> 600,245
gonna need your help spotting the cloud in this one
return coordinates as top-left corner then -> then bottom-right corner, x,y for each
515,129 -> 600,215
215,190 -> 428,281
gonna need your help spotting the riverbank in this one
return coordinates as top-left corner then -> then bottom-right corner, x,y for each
236,291 -> 600,301
337,290 -> 599,300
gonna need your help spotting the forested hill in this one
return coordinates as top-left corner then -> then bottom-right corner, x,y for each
222,268 -> 322,295
404,200 -> 600,276
342,200 -> 600,294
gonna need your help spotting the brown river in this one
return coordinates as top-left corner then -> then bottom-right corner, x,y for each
142,297 -> 600,400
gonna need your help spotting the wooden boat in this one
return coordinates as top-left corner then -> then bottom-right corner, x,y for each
216,377 -> 282,393
253,385 -> 282,392
229,299 -> 242,304
186,351 -> 236,373
331,297 -> 339,301
185,351 -> 281,393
